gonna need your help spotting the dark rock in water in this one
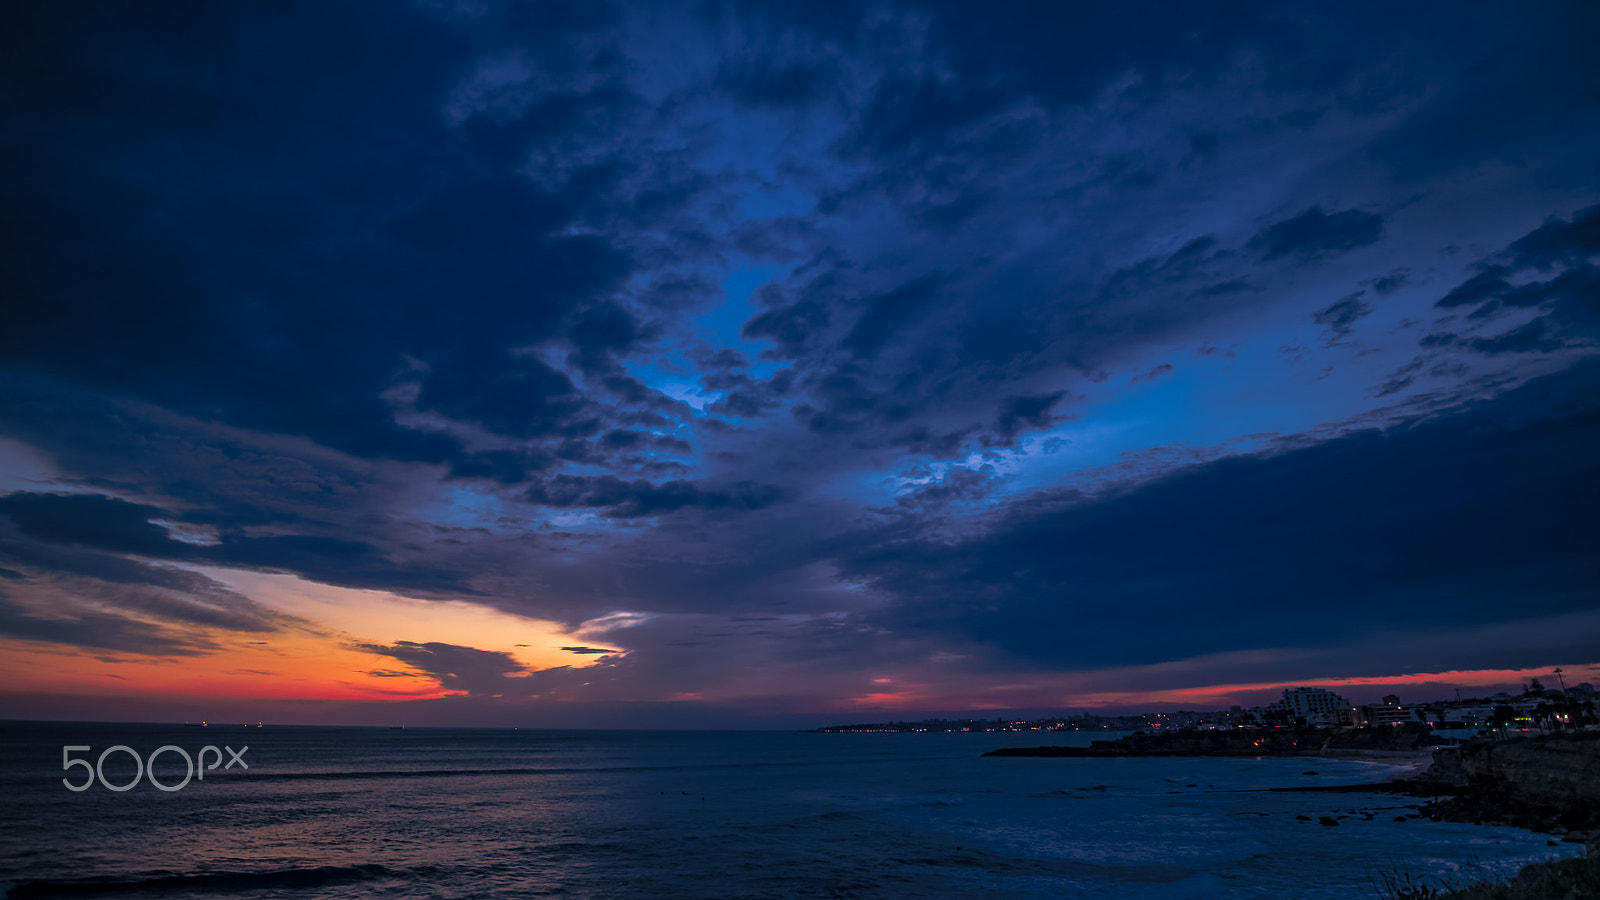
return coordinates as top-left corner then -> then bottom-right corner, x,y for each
1394,816 -> 1407,822
1318,816 -> 1339,827
1302,771 -> 1319,775
1185,783 -> 1197,787
1296,815 -> 1312,822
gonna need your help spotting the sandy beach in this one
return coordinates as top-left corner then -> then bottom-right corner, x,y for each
1313,748 -> 1437,779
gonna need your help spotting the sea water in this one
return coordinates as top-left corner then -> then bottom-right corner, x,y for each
0,722 -> 1579,899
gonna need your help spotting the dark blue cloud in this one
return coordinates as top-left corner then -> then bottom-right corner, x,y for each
205,534 -> 477,595
716,55 -> 840,108
1429,204 -> 1600,355
990,392 -> 1070,446
743,295 -> 832,359
1249,207 -> 1385,261
0,600 -> 215,657
523,475 -> 784,518
1467,319 -> 1564,355
0,0 -> 653,482
0,490 -> 475,599
356,640 -> 529,697
1506,203 -> 1600,268
842,273 -> 948,360
1313,292 -> 1373,339
0,492 -> 180,557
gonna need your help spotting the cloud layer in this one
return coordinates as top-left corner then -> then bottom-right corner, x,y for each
1,0 -> 1596,723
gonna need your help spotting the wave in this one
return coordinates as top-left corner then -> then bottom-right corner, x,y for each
2,863 -> 406,898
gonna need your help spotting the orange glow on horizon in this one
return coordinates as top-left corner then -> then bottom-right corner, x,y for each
0,565 -> 622,706
0,637 -> 451,702
188,566 -> 596,674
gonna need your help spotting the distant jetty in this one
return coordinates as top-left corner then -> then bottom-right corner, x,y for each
983,724 -> 1441,758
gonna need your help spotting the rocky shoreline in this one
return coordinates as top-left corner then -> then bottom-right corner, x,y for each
987,729 -> 1599,839
988,728 -> 1600,897
1278,732 -> 1600,843
1410,732 -> 1600,840
1270,733 -> 1600,897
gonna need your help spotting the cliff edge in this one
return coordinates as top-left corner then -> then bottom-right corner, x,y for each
1418,732 -> 1600,838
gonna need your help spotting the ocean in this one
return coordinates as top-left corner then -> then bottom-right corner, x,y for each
0,722 -> 1578,899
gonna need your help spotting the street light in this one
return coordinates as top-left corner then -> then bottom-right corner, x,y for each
1553,668 -> 1570,732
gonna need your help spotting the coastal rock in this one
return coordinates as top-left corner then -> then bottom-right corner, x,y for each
1417,733 -> 1600,836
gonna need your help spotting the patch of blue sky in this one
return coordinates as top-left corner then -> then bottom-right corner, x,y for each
541,509 -> 618,531
620,354 -> 721,413
412,484 -> 527,534
711,263 -> 791,374
849,320 -> 1445,509
655,382 -> 718,411
999,342 -> 1450,497
623,262 -> 793,413
416,485 -> 625,535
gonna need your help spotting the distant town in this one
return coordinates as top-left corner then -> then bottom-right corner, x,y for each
810,676 -> 1600,735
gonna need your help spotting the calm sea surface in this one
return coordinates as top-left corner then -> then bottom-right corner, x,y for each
0,722 -> 1577,899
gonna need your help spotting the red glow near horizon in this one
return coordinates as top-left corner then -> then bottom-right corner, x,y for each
1087,665 -> 1600,709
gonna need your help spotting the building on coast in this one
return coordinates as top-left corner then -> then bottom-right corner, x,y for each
1268,686 -> 1352,725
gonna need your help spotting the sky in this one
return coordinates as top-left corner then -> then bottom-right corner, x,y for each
0,0 -> 1597,728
